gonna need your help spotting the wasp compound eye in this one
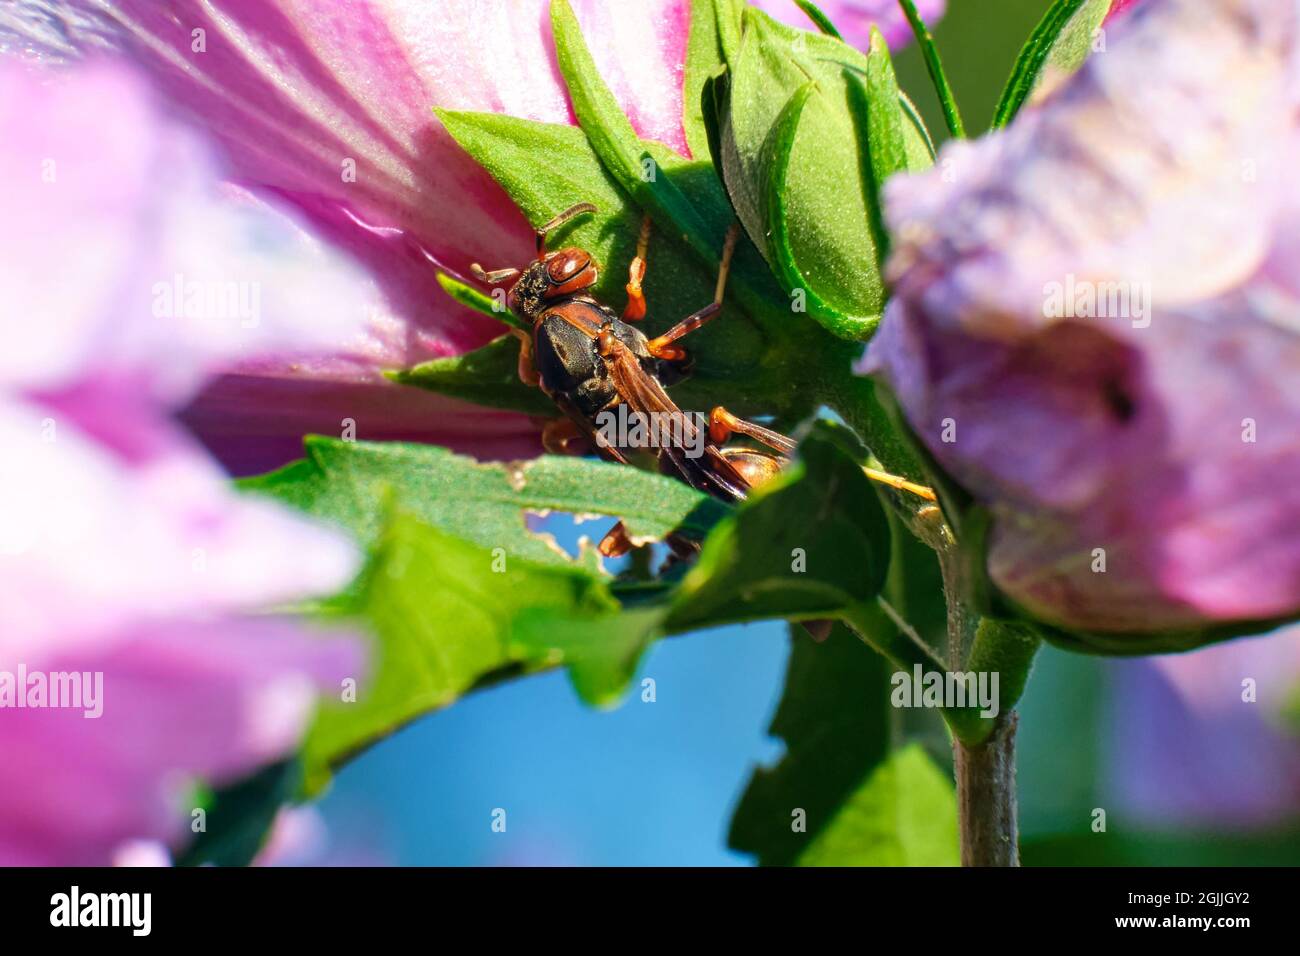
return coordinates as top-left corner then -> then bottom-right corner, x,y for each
547,251 -> 590,284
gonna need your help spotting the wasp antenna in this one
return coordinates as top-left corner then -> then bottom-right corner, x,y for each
536,202 -> 598,255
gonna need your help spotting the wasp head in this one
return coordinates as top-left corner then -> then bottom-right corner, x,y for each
504,248 -> 599,321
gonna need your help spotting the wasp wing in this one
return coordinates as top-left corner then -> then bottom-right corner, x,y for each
601,339 -> 752,502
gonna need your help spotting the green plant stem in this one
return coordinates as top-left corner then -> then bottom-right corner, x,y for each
942,558 -> 1020,866
953,712 -> 1019,866
896,0 -> 966,138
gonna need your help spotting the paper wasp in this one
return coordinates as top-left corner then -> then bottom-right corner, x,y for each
470,204 -> 934,558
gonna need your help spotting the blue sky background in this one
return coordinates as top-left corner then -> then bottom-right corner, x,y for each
318,617 -> 789,866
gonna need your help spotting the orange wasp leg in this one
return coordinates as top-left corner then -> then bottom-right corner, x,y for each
707,406 -> 937,502
515,330 -> 541,387
623,216 -> 652,322
597,521 -> 635,559
645,223 -> 742,361
707,406 -> 796,455
541,417 -> 589,456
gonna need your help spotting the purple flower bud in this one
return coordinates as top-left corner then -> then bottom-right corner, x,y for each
863,0 -> 1300,643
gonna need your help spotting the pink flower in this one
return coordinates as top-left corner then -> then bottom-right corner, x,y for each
749,0 -> 946,49
0,62 -> 365,865
0,0 -> 697,473
864,0 -> 1300,640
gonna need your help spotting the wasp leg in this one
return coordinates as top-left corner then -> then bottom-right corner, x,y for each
709,406 -> 937,502
623,216 -> 651,322
707,406 -> 797,455
470,263 -> 522,285
598,521 -> 634,558
542,417 -> 590,456
515,330 -> 541,387
861,467 -> 937,502
645,223 -> 741,360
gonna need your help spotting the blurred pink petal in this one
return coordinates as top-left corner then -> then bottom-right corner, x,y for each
0,619 -> 359,866
0,1 -> 694,469
0,399 -> 358,661
865,0 -> 1300,636
1107,627 -> 1300,829
0,60 -> 366,865
750,0 -> 945,49
0,61 -> 376,408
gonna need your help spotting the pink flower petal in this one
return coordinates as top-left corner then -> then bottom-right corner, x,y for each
0,399 -> 360,661
866,0 -> 1300,634
0,618 -> 359,866
0,2 -> 692,468
0,61 -> 378,410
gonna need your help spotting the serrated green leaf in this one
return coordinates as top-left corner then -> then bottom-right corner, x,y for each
241,437 -> 728,567
729,625 -> 957,866
304,516 -> 618,784
391,334 -> 552,416
244,439 -> 741,786
717,7 -> 933,338
992,0 -> 1094,129
665,424 -> 891,632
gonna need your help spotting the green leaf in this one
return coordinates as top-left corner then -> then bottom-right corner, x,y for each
966,618 -> 1041,723
243,438 -> 738,783
390,334 -> 553,416
799,744 -> 959,865
433,271 -> 528,333
304,516 -> 618,784
176,760 -> 300,867
758,82 -> 855,331
715,7 -> 933,338
712,0 -> 743,65
729,625 -> 957,866
991,0 -> 1097,129
792,0 -> 841,38
241,437 -> 728,567
512,606 -> 664,708
850,27 -> 911,269
551,0 -> 718,266
665,424 -> 891,632
684,0 -> 728,161
1045,0 -> 1113,77
897,0 -> 966,139
434,108 -> 849,421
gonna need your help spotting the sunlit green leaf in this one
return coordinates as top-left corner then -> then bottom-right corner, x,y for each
241,437 -> 727,567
